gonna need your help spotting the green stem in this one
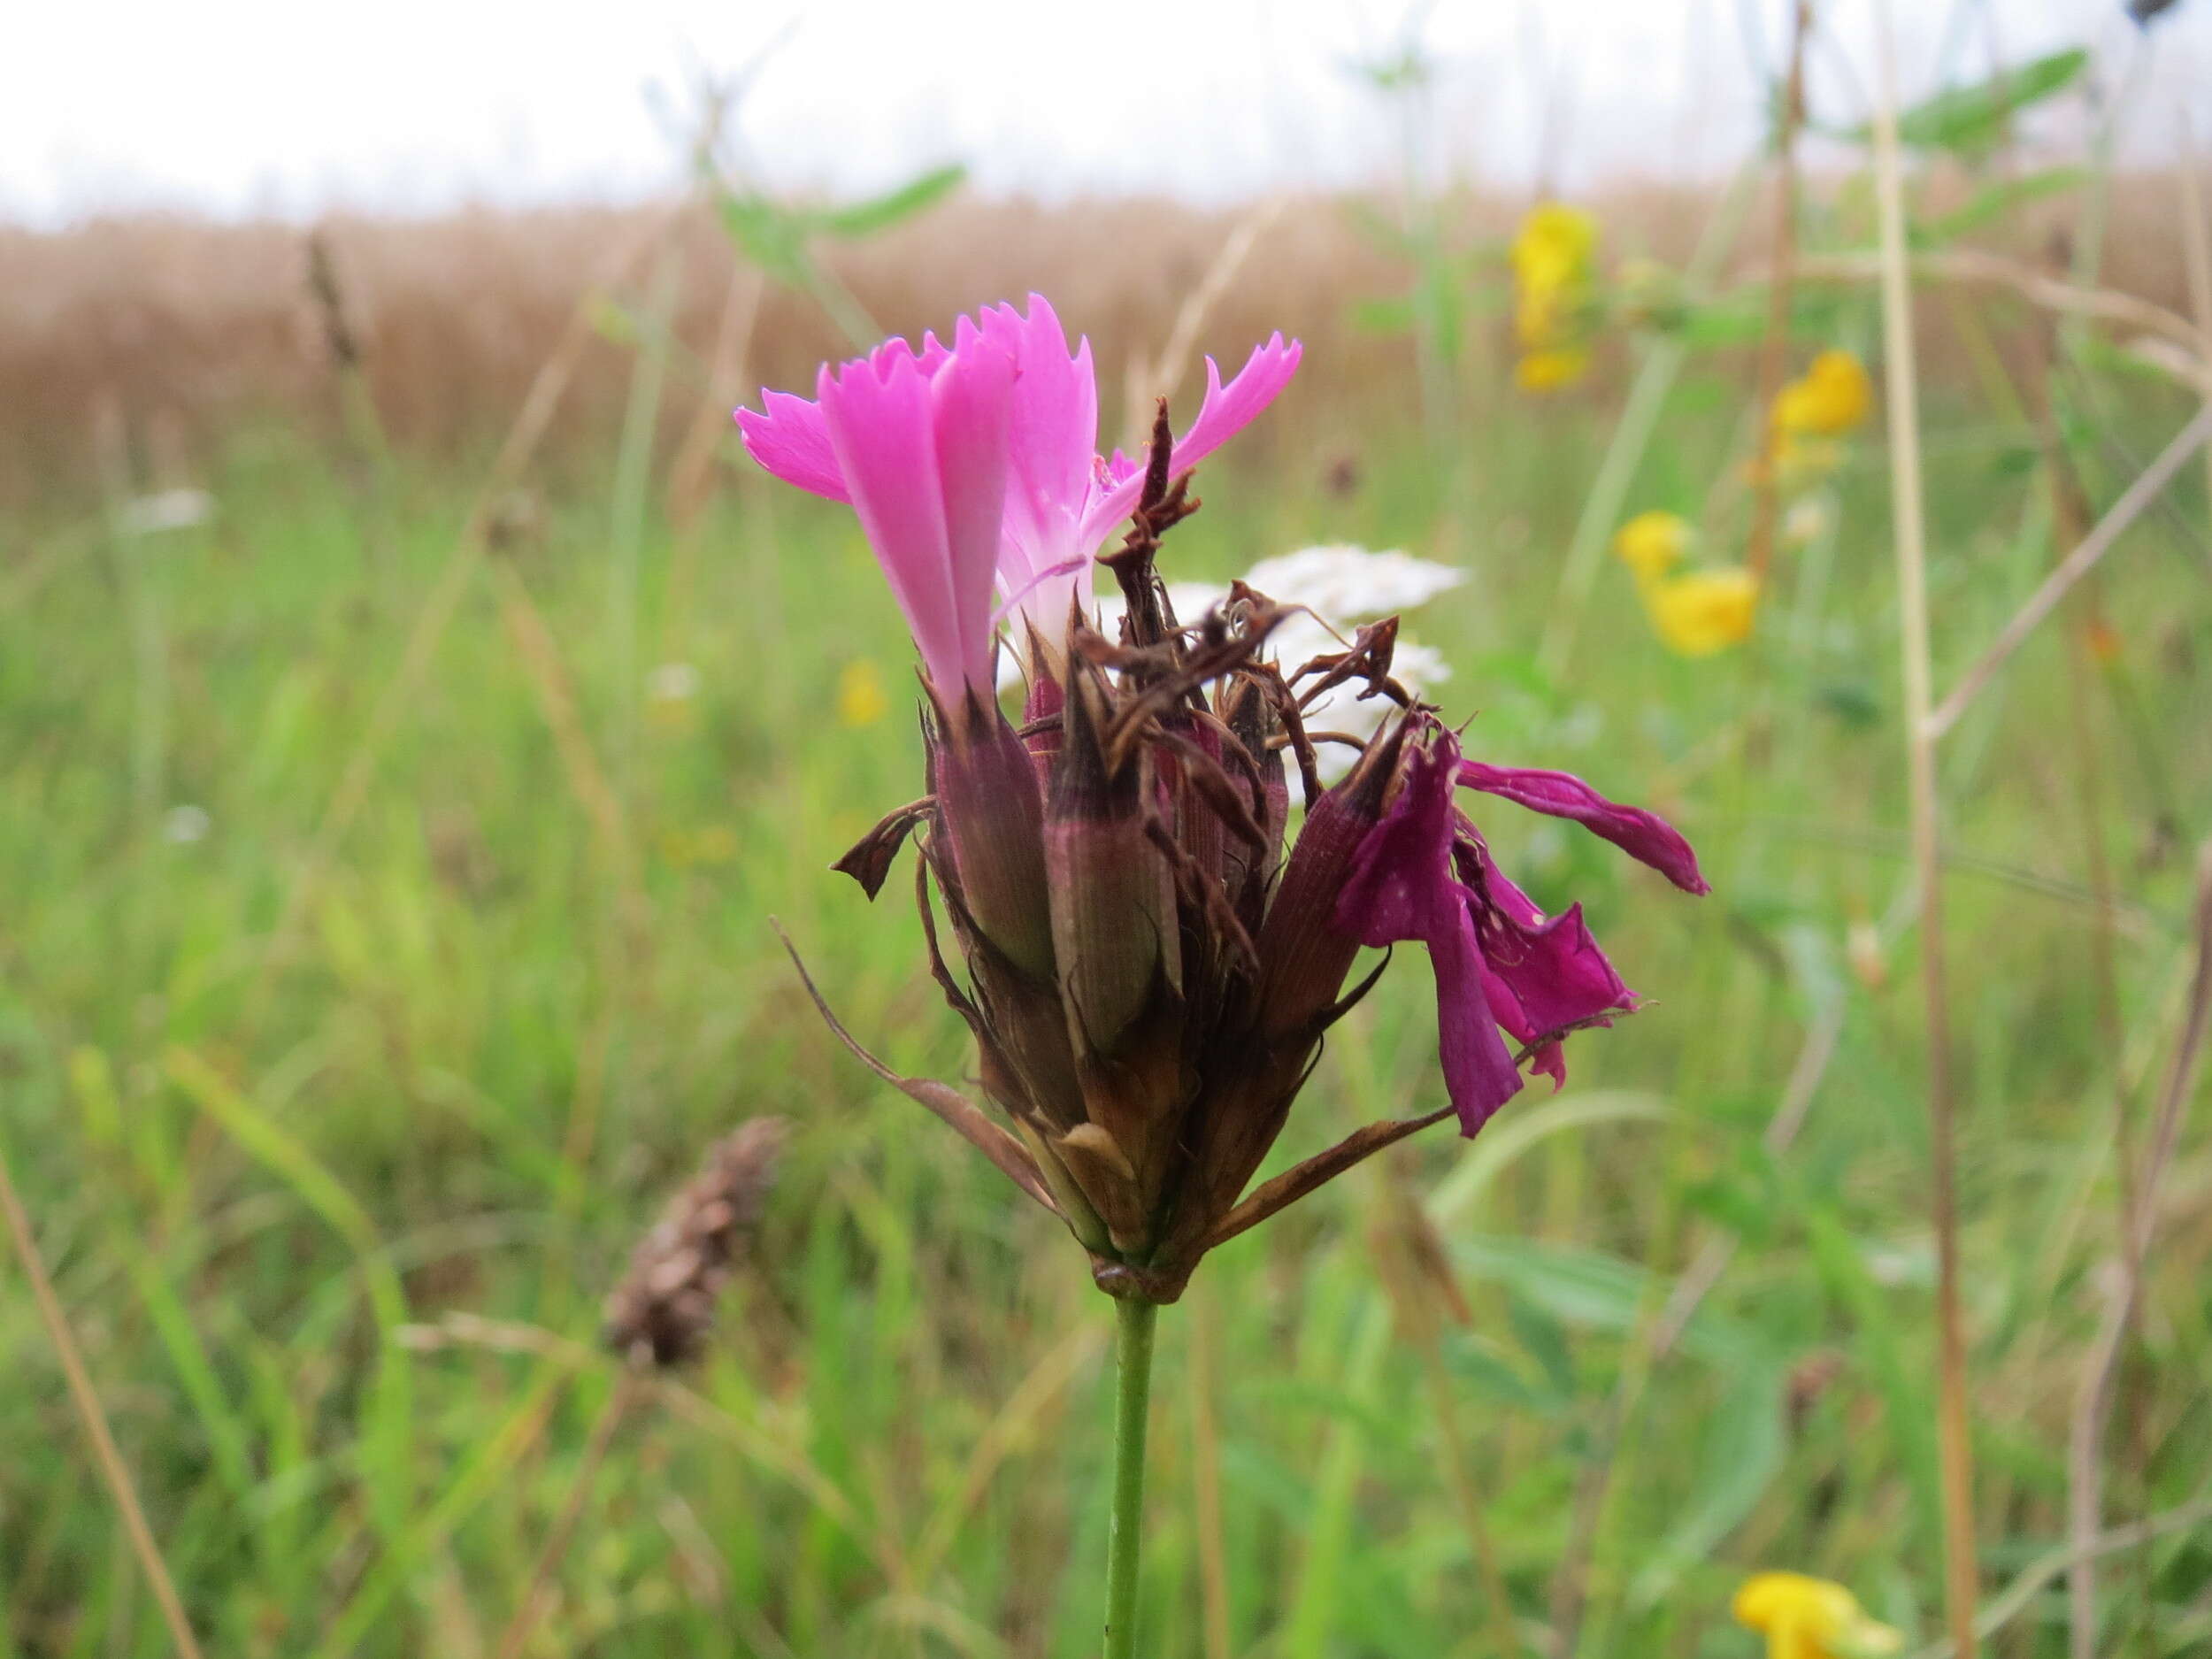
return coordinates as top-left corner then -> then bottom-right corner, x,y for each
1104,1297 -> 1159,1659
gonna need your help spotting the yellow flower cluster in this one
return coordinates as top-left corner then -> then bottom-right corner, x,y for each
1611,511 -> 1758,657
1612,348 -> 1870,657
1511,204 -> 1600,392
1733,1572 -> 1901,1659
837,658 -> 890,727
1765,349 -> 1873,490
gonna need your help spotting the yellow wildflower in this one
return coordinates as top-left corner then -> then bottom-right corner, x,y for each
837,658 -> 889,727
1511,203 -> 1599,298
1774,349 -> 1873,438
1732,1572 -> 1902,1659
1647,567 -> 1759,657
1516,346 -> 1591,391
1511,204 -> 1600,392
1613,511 -> 1694,582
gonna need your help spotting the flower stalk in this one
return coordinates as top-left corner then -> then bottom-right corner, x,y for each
1104,1297 -> 1159,1659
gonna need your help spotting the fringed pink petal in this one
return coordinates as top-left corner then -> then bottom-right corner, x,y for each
818,353 -> 970,695
930,334 -> 1018,691
978,296 -> 1102,636
1076,334 -> 1302,550
734,389 -> 849,503
1174,334 -> 1303,475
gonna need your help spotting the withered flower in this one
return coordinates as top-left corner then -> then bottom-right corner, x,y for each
739,298 -> 1703,1307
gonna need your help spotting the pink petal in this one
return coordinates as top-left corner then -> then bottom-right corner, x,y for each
1457,762 -> 1709,895
818,352 -> 970,694
735,389 -> 849,503
1174,334 -> 1303,476
1430,894 -> 1527,1134
930,333 -> 1018,689
1077,334 -> 1302,549
979,296 -> 1101,634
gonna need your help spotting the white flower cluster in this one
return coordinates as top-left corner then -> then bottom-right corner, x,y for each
1004,544 -> 1465,782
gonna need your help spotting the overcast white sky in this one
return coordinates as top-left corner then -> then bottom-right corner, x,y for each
6,0 -> 2208,226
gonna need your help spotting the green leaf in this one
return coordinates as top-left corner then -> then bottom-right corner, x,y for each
816,164 -> 967,240
1350,295 -> 1418,335
1855,47 -> 2092,155
1628,1360 -> 1789,1607
1921,165 -> 2086,242
717,190 -> 812,285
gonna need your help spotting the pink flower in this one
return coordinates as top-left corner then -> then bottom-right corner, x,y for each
1337,718 -> 1707,1134
740,326 -> 1014,699
737,296 -> 1301,665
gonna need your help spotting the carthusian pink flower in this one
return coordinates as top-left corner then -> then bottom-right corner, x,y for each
739,295 -> 1300,666
745,298 -> 1702,1303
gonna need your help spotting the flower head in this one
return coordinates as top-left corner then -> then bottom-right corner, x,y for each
1774,349 -> 1873,439
1733,1572 -> 1902,1659
752,305 -> 1703,1303
1511,204 -> 1601,392
738,296 -> 1300,672
1648,567 -> 1760,657
1613,511 -> 1694,582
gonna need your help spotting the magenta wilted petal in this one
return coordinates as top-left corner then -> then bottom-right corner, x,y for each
1457,762 -> 1709,895
735,390 -> 849,503
1477,899 -> 1635,1043
818,344 -> 1009,696
1336,726 -> 1525,1133
1077,334 -> 1303,550
1334,728 -> 1460,948
1430,895 -> 1528,1133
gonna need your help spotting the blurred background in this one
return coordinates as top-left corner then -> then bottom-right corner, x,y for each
4,1 -> 2211,1655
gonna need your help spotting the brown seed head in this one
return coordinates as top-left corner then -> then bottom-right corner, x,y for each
603,1116 -> 788,1370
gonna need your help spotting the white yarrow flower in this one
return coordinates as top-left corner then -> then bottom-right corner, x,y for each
1241,544 -> 1465,621
646,662 -> 702,703
163,804 -> 211,844
116,489 -> 216,538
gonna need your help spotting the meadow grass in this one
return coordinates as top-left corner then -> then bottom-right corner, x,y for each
3,349 -> 2209,1659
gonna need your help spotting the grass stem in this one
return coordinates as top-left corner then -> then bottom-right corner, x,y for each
0,1136 -> 204,1659
494,1371 -> 638,1659
1871,10 -> 1978,1653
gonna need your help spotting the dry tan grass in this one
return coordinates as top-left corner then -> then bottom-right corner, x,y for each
1,170 -> 2202,506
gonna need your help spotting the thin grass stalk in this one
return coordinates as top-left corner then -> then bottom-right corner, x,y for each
0,1136 -> 204,1659
1186,1292 -> 1233,1659
608,248 -> 681,793
1907,1496 -> 2212,1659
1870,13 -> 1978,1653
2040,313 -> 2138,1659
244,204 -> 683,1024
1924,403 -> 2212,740
494,1371 -> 639,1659
1103,1299 -> 1158,1659
2065,845 -> 2212,1654
1416,1325 -> 1521,1659
2179,113 -> 2212,580
1120,197 -> 1287,454
1745,0 -> 1812,586
1539,160 -> 1759,677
